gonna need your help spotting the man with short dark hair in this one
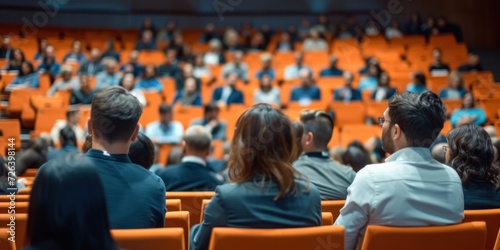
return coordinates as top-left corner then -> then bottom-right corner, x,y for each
85,86 -> 166,229
157,125 -> 223,191
190,103 -> 227,140
145,103 -> 184,144
290,68 -> 321,103
50,109 -> 85,145
293,110 -> 355,200
212,72 -> 244,106
335,91 -> 464,250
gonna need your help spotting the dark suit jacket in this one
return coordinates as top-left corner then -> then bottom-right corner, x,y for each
157,161 -> 223,191
212,87 -> 244,105
371,87 -> 397,100
334,87 -> 362,101
78,61 -> 103,75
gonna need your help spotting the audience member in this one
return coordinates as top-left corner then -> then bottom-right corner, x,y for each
364,19 -> 381,36
25,156 -> 118,250
167,34 -> 186,60
157,125 -> 223,191
145,103 -> 184,144
190,103 -> 227,141
314,14 -> 330,34
246,32 -> 267,52
4,48 -> 25,71
298,18 -> 311,39
37,45 -> 61,80
335,22 -> 355,39
119,72 -> 146,106
0,35 -> 12,59
173,77 -> 202,106
430,141 -> 447,164
458,53 -> 483,72
85,86 -> 166,228
371,72 -> 397,101
139,18 -> 157,39
95,59 -> 121,90
191,104 -> 322,250
135,64 -> 163,92
221,50 -> 249,83
135,30 -> 157,51
50,109 -> 85,145
290,68 -> 320,104
212,72 -> 244,106
0,157 -> 26,194
47,64 -> 79,96
303,28 -> 328,51
223,29 -> 244,51
78,48 -> 103,76
70,74 -> 96,105
450,92 -> 487,127
203,39 -> 226,65
34,37 -> 48,61
439,71 -> 467,100
193,53 -> 212,78
284,51 -> 312,80
166,146 -> 184,167
405,12 -> 423,34
446,124 -> 500,209
253,74 -> 281,106
320,55 -> 344,77
47,126 -> 81,160
334,71 -> 361,102
406,71 -> 428,93
435,16 -> 463,42
63,40 -> 86,63
276,32 -> 294,52
385,20 -> 403,39
128,132 -> 155,170
358,63 -> 382,91
5,61 -> 39,91
100,39 -> 120,62
335,91 -> 464,250
15,136 -> 50,176
255,53 -> 275,80
359,57 -> 379,75
199,23 -> 222,43
119,50 -> 143,77
175,63 -> 201,91
292,121 -> 305,158
363,136 -> 386,163
429,48 -> 450,76
293,110 -> 355,199
422,16 -> 437,38
156,20 -> 181,44
342,144 -> 372,173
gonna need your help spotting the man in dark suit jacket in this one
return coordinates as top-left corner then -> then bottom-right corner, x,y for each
157,125 -> 223,191
333,71 -> 362,101
78,48 -> 104,76
212,72 -> 244,106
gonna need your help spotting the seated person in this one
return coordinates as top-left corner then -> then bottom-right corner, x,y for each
0,35 -> 12,59
406,71 -> 428,93
290,68 -> 321,103
78,48 -> 103,76
157,48 -> 180,78
276,32 -> 294,52
193,53 -> 212,79
145,103 -> 184,144
5,61 -> 39,92
385,20 -> 403,39
222,29 -> 245,51
135,64 -> 163,92
334,71 -> 361,101
175,63 -> 202,91
303,28 -> 328,51
37,45 -> 61,79
212,72 -> 244,106
458,53 -> 483,72
199,23 -> 222,43
358,63 -> 382,91
358,57 -> 379,75
95,59 -> 121,90
190,103 -> 227,141
293,110 -> 356,199
157,125 -> 223,191
254,74 -> 281,106
371,72 -> 397,101
203,39 -> 225,66
70,74 -> 96,105
135,30 -> 157,51
50,109 -> 85,145
445,124 -> 500,209
255,53 -> 275,80
119,72 -> 146,106
14,136 -> 50,176
128,132 -> 155,170
172,77 -> 202,106
429,48 -> 450,76
246,32 -> 267,52
221,50 -> 249,83
100,39 -> 121,62
63,40 -> 86,63
190,104 -> 322,250
284,51 -> 312,80
3,48 -> 24,71
47,126 -> 81,160
119,50 -> 143,77
450,93 -> 486,127
47,64 -> 79,96
320,55 -> 344,77
439,71 -> 467,100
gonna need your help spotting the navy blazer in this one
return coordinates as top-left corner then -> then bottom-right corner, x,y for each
190,179 -> 322,250
333,87 -> 362,101
371,87 -> 397,100
212,87 -> 244,105
157,161 -> 223,191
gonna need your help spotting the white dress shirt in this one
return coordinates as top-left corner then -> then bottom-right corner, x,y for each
334,147 -> 464,250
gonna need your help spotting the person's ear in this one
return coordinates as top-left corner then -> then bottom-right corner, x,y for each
306,132 -> 314,146
130,125 -> 139,142
87,119 -> 93,135
393,124 -> 403,141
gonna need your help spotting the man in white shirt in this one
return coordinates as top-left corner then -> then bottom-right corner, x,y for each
221,50 -> 248,83
335,91 -> 464,250
303,28 -> 328,51
50,109 -> 85,145
95,59 -> 121,90
283,51 -> 312,81
145,104 -> 184,144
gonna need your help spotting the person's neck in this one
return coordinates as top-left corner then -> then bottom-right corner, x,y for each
92,139 -> 130,155
304,148 -> 327,154
185,151 -> 207,161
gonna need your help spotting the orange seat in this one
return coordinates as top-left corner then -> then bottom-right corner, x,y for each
0,227 -> 15,250
166,192 -> 215,227
0,195 -> 30,203
0,119 -> 21,151
480,99 -> 500,123
165,211 -> 190,250
21,169 -> 38,177
495,229 -> 500,250
365,101 -> 388,122
112,228 -> 185,250
30,107 -> 68,138
340,124 -> 382,146
321,200 -> 345,223
208,226 -> 344,250
157,144 -> 174,165
173,106 -> 204,129
330,102 -> 366,126
0,202 -> 29,214
361,221 -> 486,250
321,212 -> 334,226
0,214 -> 27,250
166,199 -> 182,211
463,209 -> 500,250
442,99 -> 463,116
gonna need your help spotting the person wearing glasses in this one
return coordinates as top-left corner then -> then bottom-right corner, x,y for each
293,110 -> 355,200
335,91 -> 464,250
445,124 -> 500,209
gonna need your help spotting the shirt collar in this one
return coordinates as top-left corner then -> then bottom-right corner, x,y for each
384,147 -> 433,163
86,149 -> 132,163
305,152 -> 330,159
181,155 -> 206,167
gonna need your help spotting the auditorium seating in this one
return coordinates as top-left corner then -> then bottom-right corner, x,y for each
0,214 -> 27,250
166,199 -> 182,211
0,227 -> 15,250
0,119 -> 21,152
321,200 -> 346,222
361,221 -> 487,250
0,201 -> 29,214
463,209 -> 500,250
111,228 -> 185,250
495,230 -> 500,250
0,195 -> 30,202
165,211 -> 190,250
166,191 -> 215,227
208,226 -> 344,250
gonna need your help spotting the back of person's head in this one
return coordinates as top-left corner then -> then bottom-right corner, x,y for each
292,121 -> 304,159
300,110 -> 334,152
26,155 -> 116,250
431,142 -> 447,164
90,86 -> 143,144
446,124 -> 499,189
66,109 -> 80,124
166,146 -> 184,166
412,71 -> 426,86
183,125 -> 212,157
387,91 -> 446,148
342,144 -> 371,172
128,132 -> 155,170
159,103 -> 172,115
329,146 -> 346,164
228,104 -> 303,200
26,137 -> 50,155
59,126 -> 77,146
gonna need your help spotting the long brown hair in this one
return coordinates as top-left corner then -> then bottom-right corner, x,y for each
227,103 -> 305,200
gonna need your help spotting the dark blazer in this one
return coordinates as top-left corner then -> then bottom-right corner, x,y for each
78,61 -> 103,75
190,179 -> 322,250
334,87 -> 362,101
212,87 -> 244,105
157,161 -> 223,191
371,87 -> 397,100
47,144 -> 81,161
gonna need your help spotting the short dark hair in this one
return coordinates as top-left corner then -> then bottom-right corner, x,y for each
388,91 -> 446,147
129,132 -> 155,170
204,103 -> 219,115
159,103 -> 172,114
342,144 -> 371,172
66,110 -> 79,120
90,86 -> 143,143
59,126 -> 77,146
300,110 -> 334,150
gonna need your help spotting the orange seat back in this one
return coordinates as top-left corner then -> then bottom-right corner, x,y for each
0,195 -> 30,203
321,200 -> 345,222
0,214 -> 28,250
330,102 -> 366,126
166,199 -> 182,211
112,228 -> 185,250
0,227 -> 15,250
0,202 -> 29,214
0,119 -> 21,151
321,212 -> 333,226
166,192 -> 215,227
165,211 -> 190,250
463,209 -> 500,250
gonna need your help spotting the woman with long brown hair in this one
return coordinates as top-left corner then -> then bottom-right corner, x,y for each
190,103 -> 322,250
